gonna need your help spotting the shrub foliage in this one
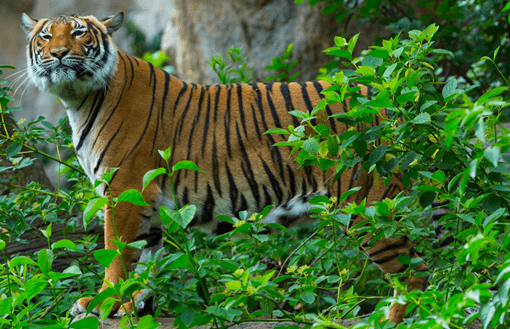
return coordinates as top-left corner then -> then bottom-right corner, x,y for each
0,21 -> 510,329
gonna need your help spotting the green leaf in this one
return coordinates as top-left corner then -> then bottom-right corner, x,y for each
83,197 -> 108,225
340,186 -> 361,203
206,306 -> 242,322
6,143 -> 22,158
48,271 -> 79,281
480,302 -> 495,329
368,49 -> 389,59
477,86 -> 508,105
51,239 -> 79,251
431,49 -> 455,58
135,315 -> 161,328
179,204 -> 196,229
162,205 -> 196,229
431,170 -> 445,183
117,189 -> 149,206
38,249 -> 54,276
127,240 -> 147,249
347,33 -> 359,54
442,79 -> 457,99
412,113 -> 431,124
265,128 -> 289,135
364,98 -> 393,108
483,208 -> 506,229
327,135 -> 339,157
94,249 -> 119,268
334,36 -> 346,47
419,191 -> 435,207
324,48 -> 352,61
173,160 -> 204,173
143,168 -> 167,191
10,256 -> 38,268
24,278 -> 48,300
69,317 -> 99,329
158,147 -> 172,161
383,63 -> 397,79
99,297 -> 117,320
484,146 -> 500,167
396,91 -> 416,104
225,280 -> 242,290
300,291 -> 316,304
355,66 -> 375,76
353,140 -> 367,157
260,299 -> 275,317
303,138 -> 319,156
369,145 -> 388,164
180,309 -> 195,328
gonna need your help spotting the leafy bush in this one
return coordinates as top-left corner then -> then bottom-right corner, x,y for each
1,22 -> 510,329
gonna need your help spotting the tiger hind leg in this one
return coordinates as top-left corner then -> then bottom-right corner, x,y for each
361,235 -> 429,323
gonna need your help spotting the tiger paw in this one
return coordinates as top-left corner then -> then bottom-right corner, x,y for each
70,289 -> 154,318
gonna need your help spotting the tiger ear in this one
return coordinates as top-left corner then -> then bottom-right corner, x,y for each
101,12 -> 124,35
21,13 -> 38,36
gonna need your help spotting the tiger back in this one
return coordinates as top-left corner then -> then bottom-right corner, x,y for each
21,12 -> 428,323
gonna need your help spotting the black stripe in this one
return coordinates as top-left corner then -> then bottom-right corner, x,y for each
176,84 -> 195,138
235,123 -> 261,208
367,239 -> 409,257
93,122 -> 123,174
299,82 -> 315,125
90,55 -> 129,151
224,85 -> 233,158
225,163 -> 239,213
201,86 -> 212,155
304,166 -> 318,191
237,84 -> 249,139
214,85 -> 221,122
211,133 -> 222,197
201,184 -> 215,224
312,81 -> 337,134
186,86 -> 206,160
135,227 -> 162,248
77,91 -> 105,150
286,164 -> 296,202
152,71 -> 170,155
173,82 -> 189,116
125,55 -> 135,88
126,62 -> 157,159
279,83 -> 300,127
254,84 -> 284,178
250,104 -> 262,141
259,156 -> 283,205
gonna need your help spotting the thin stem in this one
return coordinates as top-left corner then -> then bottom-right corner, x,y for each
0,104 -> 11,139
0,132 -> 84,174
277,230 -> 318,277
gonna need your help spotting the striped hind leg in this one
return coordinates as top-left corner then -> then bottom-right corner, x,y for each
360,235 -> 429,323
351,171 -> 428,323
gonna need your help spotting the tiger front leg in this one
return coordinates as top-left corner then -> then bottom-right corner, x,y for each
71,185 -> 162,318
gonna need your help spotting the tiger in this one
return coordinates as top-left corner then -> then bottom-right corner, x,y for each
21,12 -> 429,323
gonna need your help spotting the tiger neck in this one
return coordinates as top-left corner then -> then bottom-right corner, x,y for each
58,49 -> 121,111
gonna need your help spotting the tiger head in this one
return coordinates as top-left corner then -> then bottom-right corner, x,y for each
21,13 -> 124,99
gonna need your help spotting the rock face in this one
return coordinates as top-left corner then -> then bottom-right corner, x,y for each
1,0 -> 389,185
162,0 -> 390,84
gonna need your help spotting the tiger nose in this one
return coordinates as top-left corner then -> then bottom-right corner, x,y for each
50,48 -> 70,59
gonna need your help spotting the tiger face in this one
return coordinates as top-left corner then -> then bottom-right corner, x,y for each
21,13 -> 124,98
